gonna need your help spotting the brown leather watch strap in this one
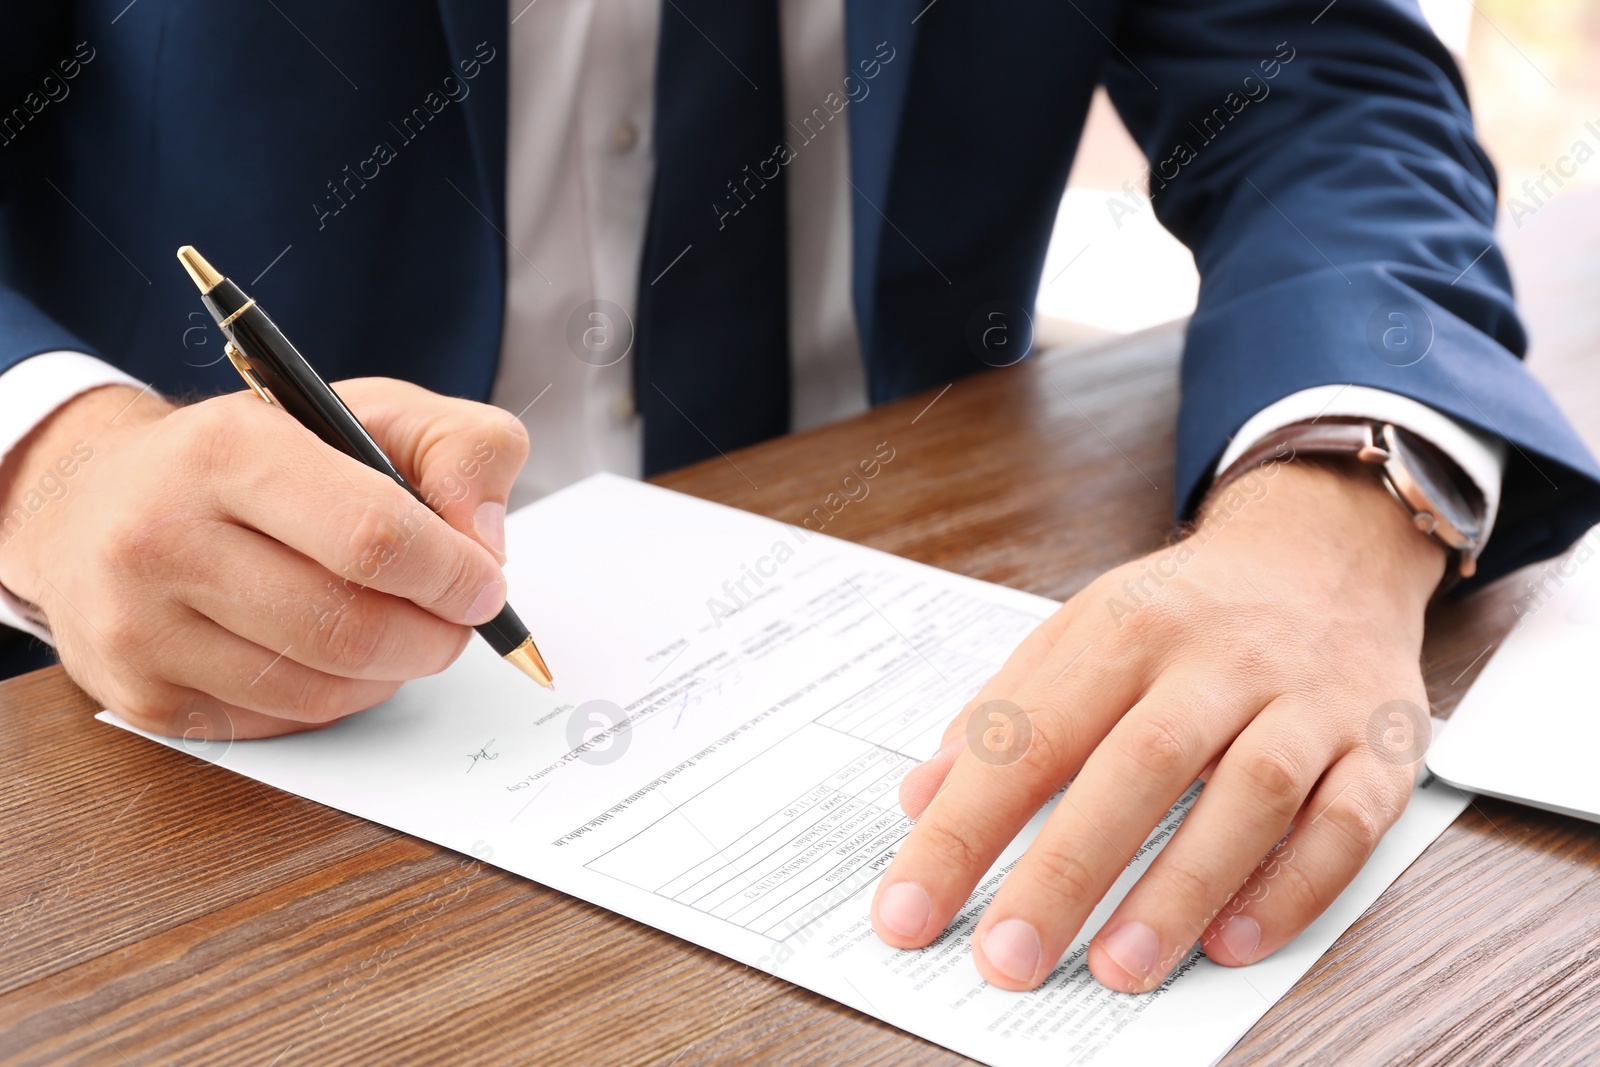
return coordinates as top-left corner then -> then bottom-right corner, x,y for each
1214,418 -> 1382,492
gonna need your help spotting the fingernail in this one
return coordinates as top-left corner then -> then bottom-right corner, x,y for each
1217,914 -> 1261,963
982,919 -> 1041,984
1100,921 -> 1160,983
466,579 -> 506,625
876,881 -> 931,940
474,501 -> 507,557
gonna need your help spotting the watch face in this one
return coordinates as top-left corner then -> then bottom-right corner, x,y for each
1385,425 -> 1482,541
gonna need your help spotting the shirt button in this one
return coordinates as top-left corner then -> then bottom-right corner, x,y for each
610,120 -> 638,153
615,387 -> 636,421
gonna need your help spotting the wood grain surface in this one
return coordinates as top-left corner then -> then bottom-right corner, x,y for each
5,197 -> 1600,1065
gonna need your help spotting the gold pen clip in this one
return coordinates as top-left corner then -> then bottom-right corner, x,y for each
225,342 -> 276,406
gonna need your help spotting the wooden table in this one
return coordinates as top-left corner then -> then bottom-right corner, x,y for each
6,202 -> 1600,1066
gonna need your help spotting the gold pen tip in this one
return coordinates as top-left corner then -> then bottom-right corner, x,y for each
505,635 -> 554,688
176,245 -> 224,294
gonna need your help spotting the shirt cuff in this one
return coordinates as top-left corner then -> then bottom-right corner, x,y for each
0,351 -> 148,642
1213,385 -> 1507,542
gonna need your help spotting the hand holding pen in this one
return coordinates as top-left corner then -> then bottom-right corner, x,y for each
0,252 -> 544,743
177,246 -> 552,687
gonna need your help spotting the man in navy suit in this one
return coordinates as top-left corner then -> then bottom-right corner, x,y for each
1,1 -> 1594,994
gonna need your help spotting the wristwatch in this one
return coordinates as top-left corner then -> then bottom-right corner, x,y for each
1213,418 -> 1487,583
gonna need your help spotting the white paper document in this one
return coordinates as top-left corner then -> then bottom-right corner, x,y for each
103,474 -> 1469,1067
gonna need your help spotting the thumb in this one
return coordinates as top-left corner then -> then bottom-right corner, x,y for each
331,377 -> 530,563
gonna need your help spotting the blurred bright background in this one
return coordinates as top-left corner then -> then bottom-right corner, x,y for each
1036,0 -> 1600,348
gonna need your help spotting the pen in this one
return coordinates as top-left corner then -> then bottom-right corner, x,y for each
175,245 -> 554,688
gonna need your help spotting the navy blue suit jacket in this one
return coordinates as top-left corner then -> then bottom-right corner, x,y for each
3,0 -> 1597,591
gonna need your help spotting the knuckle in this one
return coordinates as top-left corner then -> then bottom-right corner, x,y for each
112,685 -> 182,734
165,396 -> 246,474
433,550 -> 487,616
1159,578 -> 1209,626
1232,873 -> 1270,906
1108,591 -> 1167,639
1119,713 -> 1195,780
103,511 -> 182,578
1223,627 -> 1278,680
1264,845 -> 1327,914
1237,744 -> 1306,817
341,503 -> 418,586
1315,786 -> 1391,857
112,687 -> 224,739
292,669 -> 360,724
916,818 -> 989,875
99,603 -> 162,663
1012,713 -> 1069,779
151,395 -> 209,446
312,601 -> 390,673
1022,840 -> 1103,906
1150,855 -> 1216,910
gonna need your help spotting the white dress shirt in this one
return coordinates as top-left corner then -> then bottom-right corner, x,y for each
491,0 -> 867,505
0,0 -> 1505,638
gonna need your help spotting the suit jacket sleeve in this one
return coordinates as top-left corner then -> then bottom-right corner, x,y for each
1102,0 -> 1600,585
0,10 -> 100,375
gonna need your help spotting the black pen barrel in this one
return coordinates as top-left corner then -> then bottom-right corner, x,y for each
476,602 -> 532,657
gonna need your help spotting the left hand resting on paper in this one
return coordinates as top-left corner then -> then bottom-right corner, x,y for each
871,458 -> 1444,992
